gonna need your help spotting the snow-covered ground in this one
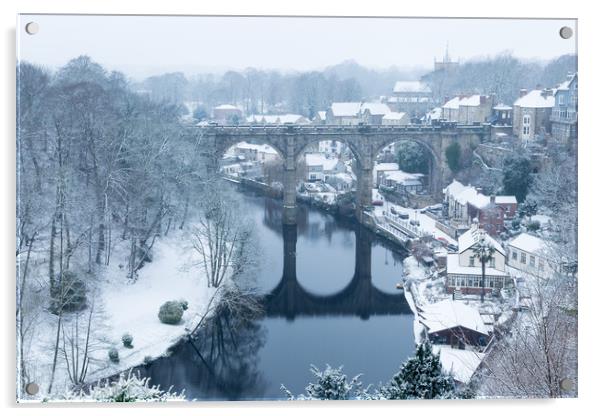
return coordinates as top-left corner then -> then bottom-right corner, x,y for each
20,229 -> 216,401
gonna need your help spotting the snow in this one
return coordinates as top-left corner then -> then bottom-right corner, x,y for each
493,104 -> 512,111
507,233 -> 547,254
382,111 -> 407,120
305,153 -> 341,171
495,195 -> 517,204
393,81 -> 431,93
382,170 -> 423,185
513,90 -> 555,108
417,298 -> 489,336
234,141 -> 279,155
433,345 -> 484,384
442,97 -> 461,109
246,114 -> 308,124
214,104 -> 238,110
22,229 -> 216,400
330,102 -> 362,117
459,95 -> 484,107
446,253 -> 507,277
457,226 -> 504,255
360,102 -> 391,115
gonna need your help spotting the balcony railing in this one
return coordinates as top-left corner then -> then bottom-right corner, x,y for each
550,109 -> 578,123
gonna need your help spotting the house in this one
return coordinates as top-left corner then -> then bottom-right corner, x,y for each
512,89 -> 555,141
326,172 -> 355,192
457,95 -> 494,124
304,153 -> 346,182
382,112 -> 410,126
424,107 -> 442,125
313,111 -> 327,125
551,73 -> 578,143
442,95 -> 493,124
326,102 -> 362,125
212,104 -> 243,123
380,170 -> 425,194
507,233 -> 557,276
443,180 -> 517,235
246,114 -> 310,125
231,142 -> 280,164
418,299 -> 491,348
491,104 -> 513,126
360,102 -> 392,124
373,163 -> 400,186
388,81 -> 434,116
445,225 -> 510,295
318,140 -> 344,156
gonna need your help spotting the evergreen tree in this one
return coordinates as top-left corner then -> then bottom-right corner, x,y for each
502,155 -> 532,202
281,364 -> 365,400
382,342 -> 457,399
445,142 -> 462,173
396,141 -> 430,174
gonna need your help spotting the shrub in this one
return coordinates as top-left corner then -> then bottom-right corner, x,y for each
527,220 -> 541,232
178,299 -> 189,311
158,301 -> 184,325
143,356 -> 153,365
122,333 -> 133,348
108,347 -> 120,363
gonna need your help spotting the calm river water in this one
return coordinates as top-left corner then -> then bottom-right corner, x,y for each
135,186 -> 416,400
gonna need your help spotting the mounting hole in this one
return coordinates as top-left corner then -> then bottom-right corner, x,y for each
25,22 -> 39,35
25,382 -> 39,395
559,26 -> 573,40
560,378 -> 574,391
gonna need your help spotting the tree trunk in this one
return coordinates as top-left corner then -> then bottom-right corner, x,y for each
481,260 -> 486,303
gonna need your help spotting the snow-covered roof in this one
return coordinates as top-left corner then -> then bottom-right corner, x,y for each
361,102 -> 391,116
446,253 -> 507,277
433,345 -> 484,384
330,102 -> 362,117
393,81 -> 431,93
508,233 -> 547,255
235,141 -> 279,155
374,163 -> 400,172
459,95 -> 484,107
458,227 -> 504,255
513,90 -> 555,108
493,104 -> 512,111
556,73 -> 577,91
426,107 -> 442,119
382,111 -> 407,121
214,104 -> 239,110
305,153 -> 340,171
442,97 -> 461,110
495,196 -> 517,204
246,114 -> 308,124
418,299 -> 489,336
383,170 -> 424,184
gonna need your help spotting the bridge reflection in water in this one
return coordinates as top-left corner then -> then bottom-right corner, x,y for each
262,223 -> 411,320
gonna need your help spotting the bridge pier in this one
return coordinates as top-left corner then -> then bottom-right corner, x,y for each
355,167 -> 374,221
282,163 -> 297,225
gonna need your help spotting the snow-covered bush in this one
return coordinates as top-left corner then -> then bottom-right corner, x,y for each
158,300 -> 184,324
122,333 -> 133,348
143,355 -> 153,365
108,347 -> 120,363
178,299 -> 189,311
527,220 -> 541,232
281,364 -> 367,400
57,371 -> 185,402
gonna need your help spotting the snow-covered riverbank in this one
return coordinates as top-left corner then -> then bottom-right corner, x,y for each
20,230 -> 216,401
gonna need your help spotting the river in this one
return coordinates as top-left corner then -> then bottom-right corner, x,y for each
134,186 -> 416,400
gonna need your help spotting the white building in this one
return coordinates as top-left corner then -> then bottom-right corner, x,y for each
373,163 -> 400,186
507,233 -> 556,276
230,142 -> 280,163
380,170 -> 424,194
446,225 -> 510,295
326,102 -> 363,125
304,153 -> 346,182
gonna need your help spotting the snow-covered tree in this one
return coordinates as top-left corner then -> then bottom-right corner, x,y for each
381,342 -> 457,400
281,364 -> 366,400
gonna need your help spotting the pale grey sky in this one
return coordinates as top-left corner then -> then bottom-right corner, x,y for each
17,14 -> 577,79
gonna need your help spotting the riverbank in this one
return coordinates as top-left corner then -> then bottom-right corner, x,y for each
21,229 -> 216,401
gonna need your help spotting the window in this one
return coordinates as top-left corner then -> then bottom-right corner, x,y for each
522,114 -> 531,138
469,257 -> 475,267
539,259 -> 545,271
521,252 -> 526,264
530,255 -> 536,267
512,251 -> 518,260
559,94 -> 565,105
489,257 -> 496,268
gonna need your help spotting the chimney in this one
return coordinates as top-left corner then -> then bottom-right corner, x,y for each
519,89 -> 528,98
490,195 -> 496,205
541,88 -> 553,98
480,95 -> 487,105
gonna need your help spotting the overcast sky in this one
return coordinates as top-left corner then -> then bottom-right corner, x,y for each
17,15 -> 577,79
